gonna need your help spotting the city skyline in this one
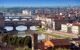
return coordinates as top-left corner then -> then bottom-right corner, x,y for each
0,0 -> 80,7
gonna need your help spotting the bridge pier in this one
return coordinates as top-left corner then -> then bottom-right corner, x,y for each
13,25 -> 16,31
12,25 -> 18,34
27,25 -> 30,30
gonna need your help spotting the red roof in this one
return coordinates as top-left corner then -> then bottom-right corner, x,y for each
72,22 -> 80,26
50,39 -> 70,46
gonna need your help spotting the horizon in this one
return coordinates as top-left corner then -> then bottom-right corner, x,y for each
0,0 -> 80,7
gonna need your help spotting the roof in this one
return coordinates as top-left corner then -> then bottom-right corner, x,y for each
72,38 -> 80,41
49,39 -> 70,46
63,22 -> 80,26
44,40 -> 54,47
72,22 -> 80,26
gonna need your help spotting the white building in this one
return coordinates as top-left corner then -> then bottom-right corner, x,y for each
36,15 -> 46,28
72,23 -> 80,34
72,26 -> 79,34
60,13 -> 63,15
22,10 -> 31,16
46,17 -> 52,24
61,23 -> 80,35
61,23 -> 72,32
61,24 -> 68,32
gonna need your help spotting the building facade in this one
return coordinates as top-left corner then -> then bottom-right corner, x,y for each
22,10 -> 31,16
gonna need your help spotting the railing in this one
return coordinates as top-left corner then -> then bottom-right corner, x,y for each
5,16 -> 32,19
4,20 -> 41,26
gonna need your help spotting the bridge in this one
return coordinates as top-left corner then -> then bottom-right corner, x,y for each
4,20 -> 41,30
0,15 -> 41,31
0,13 -> 42,50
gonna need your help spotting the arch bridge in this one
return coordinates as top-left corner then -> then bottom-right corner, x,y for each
0,15 -> 42,50
1,16 -> 41,31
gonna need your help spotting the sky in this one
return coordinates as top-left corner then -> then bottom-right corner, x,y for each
0,0 -> 80,7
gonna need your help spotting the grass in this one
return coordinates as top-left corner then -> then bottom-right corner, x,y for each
36,27 -> 63,38
36,27 -> 72,39
15,47 -> 31,50
36,28 -> 45,33
54,48 -> 70,50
